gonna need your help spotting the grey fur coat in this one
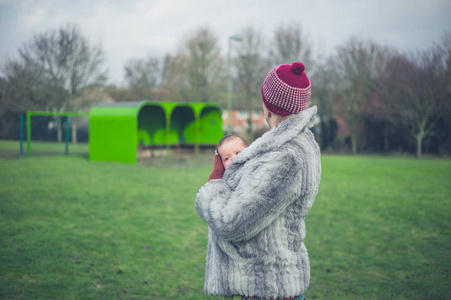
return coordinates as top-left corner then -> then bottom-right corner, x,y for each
195,106 -> 321,298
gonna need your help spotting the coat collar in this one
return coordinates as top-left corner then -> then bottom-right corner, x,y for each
228,106 -> 317,170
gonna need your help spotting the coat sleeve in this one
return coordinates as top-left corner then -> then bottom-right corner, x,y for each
194,148 -> 303,242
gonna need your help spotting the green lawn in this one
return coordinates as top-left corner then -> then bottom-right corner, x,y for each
0,140 -> 89,159
0,140 -> 450,299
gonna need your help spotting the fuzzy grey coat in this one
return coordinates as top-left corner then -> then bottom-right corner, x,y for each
195,106 -> 321,298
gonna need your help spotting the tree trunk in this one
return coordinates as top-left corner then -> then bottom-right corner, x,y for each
383,122 -> 389,153
415,119 -> 427,158
416,133 -> 422,158
56,117 -> 62,142
320,116 -> 328,149
71,119 -> 77,144
351,132 -> 358,154
1,117 -> 6,138
247,113 -> 253,141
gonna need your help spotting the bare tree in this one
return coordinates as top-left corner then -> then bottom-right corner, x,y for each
234,26 -> 268,138
311,59 -> 339,150
435,31 -> 451,120
11,23 -> 107,141
435,32 -> 451,154
386,40 -> 449,157
159,54 -> 188,101
270,24 -> 313,67
0,61 -> 40,139
124,56 -> 160,91
1,57 -> 47,112
176,27 -> 224,102
331,37 -> 386,154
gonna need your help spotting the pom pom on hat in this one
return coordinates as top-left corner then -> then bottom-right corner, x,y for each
291,62 -> 305,75
261,62 -> 311,116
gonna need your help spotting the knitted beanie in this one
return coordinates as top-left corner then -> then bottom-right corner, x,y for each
261,62 -> 311,116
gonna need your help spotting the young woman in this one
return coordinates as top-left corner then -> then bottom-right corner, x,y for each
195,62 -> 321,300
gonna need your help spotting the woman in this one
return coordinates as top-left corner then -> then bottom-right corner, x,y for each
195,62 -> 321,300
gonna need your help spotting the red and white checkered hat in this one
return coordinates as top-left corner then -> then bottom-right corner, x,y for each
261,62 -> 311,116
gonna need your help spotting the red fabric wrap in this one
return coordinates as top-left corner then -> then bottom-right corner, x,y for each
208,154 -> 224,180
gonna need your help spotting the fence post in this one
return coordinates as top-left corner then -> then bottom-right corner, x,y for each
195,115 -> 200,157
65,116 -> 70,155
27,112 -> 31,156
20,114 -> 23,157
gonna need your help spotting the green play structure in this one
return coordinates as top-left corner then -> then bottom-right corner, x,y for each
22,111 -> 90,157
89,101 -> 223,163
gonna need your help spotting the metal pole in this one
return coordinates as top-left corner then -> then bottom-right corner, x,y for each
20,114 -> 23,157
27,112 -> 31,157
165,111 -> 171,161
227,37 -> 232,134
65,116 -> 69,155
226,35 -> 242,135
195,115 -> 200,157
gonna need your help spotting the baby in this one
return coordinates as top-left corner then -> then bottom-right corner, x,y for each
209,135 -> 248,180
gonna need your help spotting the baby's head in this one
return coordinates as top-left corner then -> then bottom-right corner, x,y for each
217,135 -> 248,169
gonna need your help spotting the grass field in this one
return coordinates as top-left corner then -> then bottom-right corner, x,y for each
0,140 -> 450,299
0,140 -> 90,159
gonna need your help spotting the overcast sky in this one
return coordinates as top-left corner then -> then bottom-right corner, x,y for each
1,0 -> 450,86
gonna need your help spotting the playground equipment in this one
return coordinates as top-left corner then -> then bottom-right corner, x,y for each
89,101 -> 223,163
22,111 -> 90,156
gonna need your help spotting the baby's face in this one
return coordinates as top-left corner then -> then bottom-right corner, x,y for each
218,138 -> 246,169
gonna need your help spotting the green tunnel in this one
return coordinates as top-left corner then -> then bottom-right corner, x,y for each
89,101 -> 223,163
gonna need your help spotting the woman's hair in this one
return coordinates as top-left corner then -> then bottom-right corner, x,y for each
275,115 -> 289,126
216,135 -> 248,151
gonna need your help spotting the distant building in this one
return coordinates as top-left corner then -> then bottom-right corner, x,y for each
222,108 -> 268,137
222,107 -> 322,140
